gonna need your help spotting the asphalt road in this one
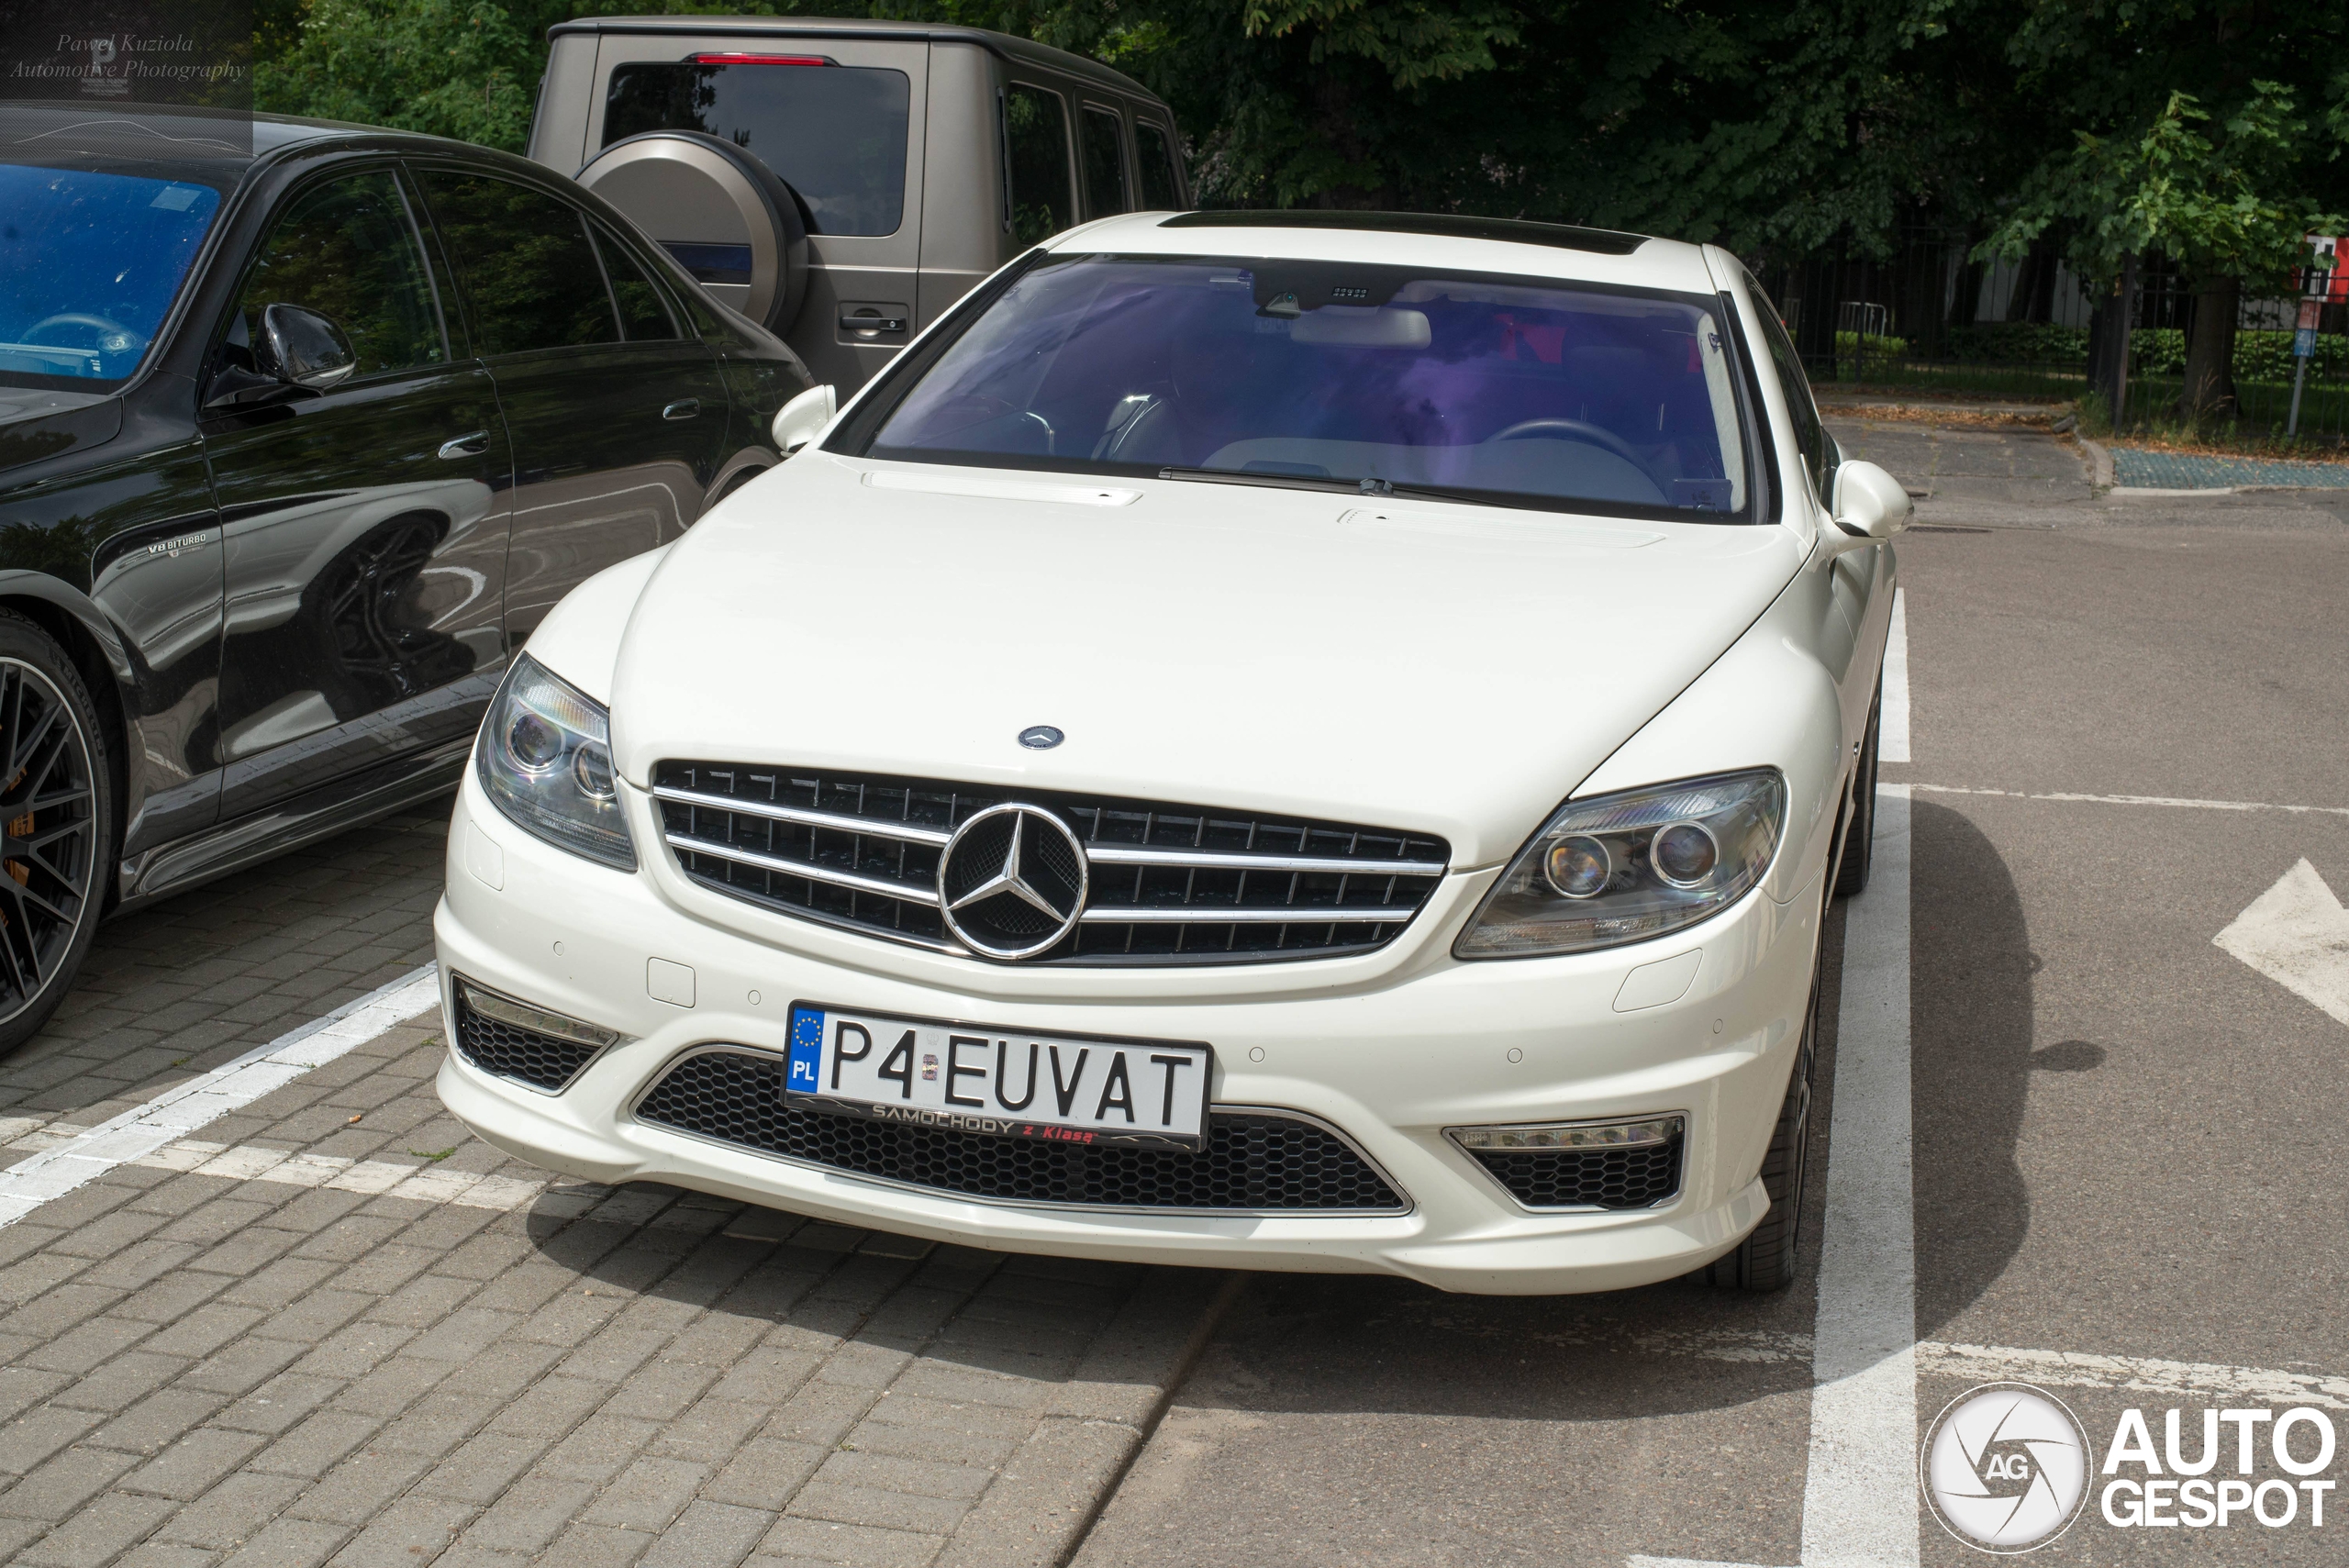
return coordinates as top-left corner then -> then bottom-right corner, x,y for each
1075,420 -> 2349,1567
4,417 -> 2347,1567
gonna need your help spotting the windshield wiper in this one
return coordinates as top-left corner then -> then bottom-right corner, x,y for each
1154,467 -> 1499,506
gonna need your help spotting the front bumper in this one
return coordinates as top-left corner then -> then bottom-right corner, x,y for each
434,773 -> 1822,1295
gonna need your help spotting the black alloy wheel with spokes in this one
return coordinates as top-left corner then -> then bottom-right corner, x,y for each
0,611 -> 113,1055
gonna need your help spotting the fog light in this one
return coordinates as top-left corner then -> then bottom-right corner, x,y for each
1447,1114 -> 1683,1151
456,979 -> 623,1051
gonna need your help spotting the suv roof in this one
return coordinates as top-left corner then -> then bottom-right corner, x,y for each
551,15 -> 1160,102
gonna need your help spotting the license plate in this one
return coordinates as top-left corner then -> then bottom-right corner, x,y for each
785,1003 -> 1212,1151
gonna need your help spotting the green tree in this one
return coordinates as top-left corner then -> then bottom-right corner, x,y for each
1980,83 -> 2341,415
256,0 -> 545,148
1982,0 -> 2349,419
256,0 -> 1975,258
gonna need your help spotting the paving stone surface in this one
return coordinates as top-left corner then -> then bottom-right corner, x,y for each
0,805 -> 1227,1566
2109,444 -> 2349,489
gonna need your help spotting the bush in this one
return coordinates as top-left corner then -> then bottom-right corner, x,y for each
1832,329 -> 1909,374
1920,325 -> 2343,384
1944,324 -> 2089,365
2130,328 -> 2185,375
2227,329 -> 2349,382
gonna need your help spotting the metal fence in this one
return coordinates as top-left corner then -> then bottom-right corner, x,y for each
1753,230 -> 2349,444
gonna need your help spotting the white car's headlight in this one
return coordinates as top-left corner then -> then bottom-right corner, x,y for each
1455,769 -> 1786,959
477,655 -> 635,871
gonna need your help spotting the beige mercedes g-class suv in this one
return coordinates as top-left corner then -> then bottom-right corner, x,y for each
529,16 -> 1186,394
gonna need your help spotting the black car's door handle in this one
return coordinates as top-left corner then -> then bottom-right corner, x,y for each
662,399 -> 700,421
438,430 -> 491,459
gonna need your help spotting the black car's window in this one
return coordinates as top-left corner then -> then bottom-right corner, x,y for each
0,162 -> 228,386
1079,106 -> 1128,218
422,173 -> 618,356
1745,274 -> 1833,502
603,60 -> 909,237
1002,85 -> 1072,246
1134,122 -> 1182,210
864,255 -> 1753,520
227,171 -> 444,380
593,226 -> 679,341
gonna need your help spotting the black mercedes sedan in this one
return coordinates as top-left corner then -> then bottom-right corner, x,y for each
0,104 -> 814,1051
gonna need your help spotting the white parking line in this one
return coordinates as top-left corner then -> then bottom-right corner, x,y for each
1879,590 -> 1909,763
1802,782 -> 1918,1568
1913,783 -> 2349,818
1918,1342 -> 2349,1411
0,964 -> 441,1228
133,1136 -> 550,1209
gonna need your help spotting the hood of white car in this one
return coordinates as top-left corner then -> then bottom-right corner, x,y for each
606,456 -> 1806,867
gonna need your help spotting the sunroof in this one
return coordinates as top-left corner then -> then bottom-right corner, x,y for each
1156,210 -> 1649,256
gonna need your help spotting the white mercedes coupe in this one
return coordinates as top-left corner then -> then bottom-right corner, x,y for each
432,210 -> 1905,1296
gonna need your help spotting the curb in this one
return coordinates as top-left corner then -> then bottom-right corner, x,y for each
2077,436 -> 2113,490
2108,484 -> 2239,497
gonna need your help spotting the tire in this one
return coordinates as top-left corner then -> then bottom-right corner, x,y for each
1833,673 -> 1883,899
1693,970 -> 1819,1291
0,612 -> 114,1056
578,131 -> 810,334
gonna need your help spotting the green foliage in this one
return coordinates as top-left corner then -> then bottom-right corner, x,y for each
249,0 -> 2349,309
1943,323 -> 2090,364
256,0 -> 543,149
2204,328 -> 2345,381
1978,80 -> 2344,289
1834,329 -> 1910,374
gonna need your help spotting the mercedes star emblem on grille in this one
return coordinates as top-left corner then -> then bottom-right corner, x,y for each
937,803 -> 1089,960
1018,725 -> 1064,749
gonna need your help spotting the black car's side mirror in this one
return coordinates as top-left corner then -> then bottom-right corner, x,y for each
259,304 -> 357,391
204,305 -> 360,412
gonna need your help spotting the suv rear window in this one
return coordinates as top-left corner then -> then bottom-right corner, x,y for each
604,60 -> 910,237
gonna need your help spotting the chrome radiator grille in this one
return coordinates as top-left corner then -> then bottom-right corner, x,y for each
651,762 -> 1449,964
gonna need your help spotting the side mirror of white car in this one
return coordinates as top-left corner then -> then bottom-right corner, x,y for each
772,384 -> 838,455
1828,460 -> 1912,543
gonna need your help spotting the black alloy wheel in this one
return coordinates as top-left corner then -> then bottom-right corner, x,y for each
0,613 -> 113,1055
1693,965 -> 1820,1292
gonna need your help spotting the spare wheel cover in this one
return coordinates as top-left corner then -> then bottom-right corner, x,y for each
576,130 -> 808,333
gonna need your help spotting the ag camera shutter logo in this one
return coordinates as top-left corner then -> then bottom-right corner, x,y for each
1922,1383 -> 2094,1552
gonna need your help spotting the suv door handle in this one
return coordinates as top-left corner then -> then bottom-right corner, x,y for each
839,307 -> 908,335
662,399 -> 700,421
438,430 -> 491,459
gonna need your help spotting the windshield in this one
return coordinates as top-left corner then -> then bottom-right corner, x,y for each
863,255 -> 1753,518
0,163 -> 225,387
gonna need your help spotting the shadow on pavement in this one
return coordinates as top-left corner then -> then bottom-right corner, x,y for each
1909,796 -> 2034,1340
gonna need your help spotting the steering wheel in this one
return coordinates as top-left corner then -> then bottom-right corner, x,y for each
28,313 -> 137,349
1488,417 -> 1645,469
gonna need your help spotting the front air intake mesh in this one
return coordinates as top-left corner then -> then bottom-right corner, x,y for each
634,1048 -> 1408,1213
1465,1132 -> 1685,1209
451,988 -> 605,1093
